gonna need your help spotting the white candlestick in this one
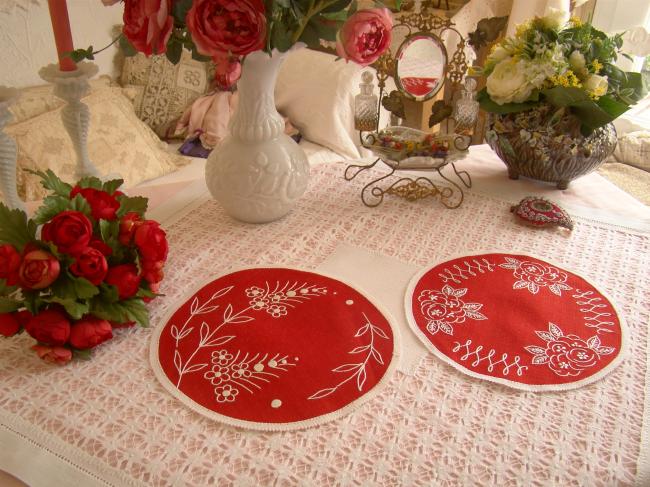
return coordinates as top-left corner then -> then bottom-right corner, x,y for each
0,87 -> 25,211
39,62 -> 101,180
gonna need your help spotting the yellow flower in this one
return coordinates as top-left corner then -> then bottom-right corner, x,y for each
570,16 -> 583,27
591,59 -> 603,74
549,70 -> 582,88
515,20 -> 532,38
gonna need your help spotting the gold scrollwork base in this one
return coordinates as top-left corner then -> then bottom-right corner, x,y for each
343,158 -> 472,209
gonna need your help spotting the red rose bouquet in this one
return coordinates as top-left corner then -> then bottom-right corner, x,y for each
0,171 -> 167,364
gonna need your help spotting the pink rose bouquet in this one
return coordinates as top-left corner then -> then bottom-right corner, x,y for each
0,171 -> 167,365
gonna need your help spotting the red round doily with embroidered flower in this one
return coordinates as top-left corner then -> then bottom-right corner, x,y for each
150,267 -> 398,430
405,253 -> 626,391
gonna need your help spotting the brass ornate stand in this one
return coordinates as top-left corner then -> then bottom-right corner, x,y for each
344,157 -> 471,209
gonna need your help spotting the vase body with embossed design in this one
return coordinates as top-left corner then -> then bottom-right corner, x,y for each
205,49 -> 310,223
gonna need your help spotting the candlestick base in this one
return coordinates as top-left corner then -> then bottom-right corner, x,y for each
39,62 -> 101,180
0,87 -> 25,212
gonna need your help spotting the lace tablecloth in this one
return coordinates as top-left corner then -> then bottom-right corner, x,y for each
1,162 -> 649,487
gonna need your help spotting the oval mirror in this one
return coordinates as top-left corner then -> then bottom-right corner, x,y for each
395,33 -> 447,101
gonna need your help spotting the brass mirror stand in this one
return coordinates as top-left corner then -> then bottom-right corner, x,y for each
344,5 -> 473,209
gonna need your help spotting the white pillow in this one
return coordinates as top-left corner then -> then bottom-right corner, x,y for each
613,131 -> 650,172
276,49 -> 363,159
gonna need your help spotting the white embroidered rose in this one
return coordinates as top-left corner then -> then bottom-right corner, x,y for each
486,59 -> 536,105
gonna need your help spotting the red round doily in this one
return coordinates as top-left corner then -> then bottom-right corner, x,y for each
405,253 -> 626,391
151,267 -> 397,430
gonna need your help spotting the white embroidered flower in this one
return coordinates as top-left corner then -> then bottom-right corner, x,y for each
419,285 -> 487,336
245,286 -> 265,298
214,384 -> 239,403
212,349 -> 233,365
250,297 -> 270,310
267,304 -> 288,318
231,362 -> 252,379
204,366 -> 231,385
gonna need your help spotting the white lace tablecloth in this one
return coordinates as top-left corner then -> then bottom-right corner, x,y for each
1,161 -> 649,487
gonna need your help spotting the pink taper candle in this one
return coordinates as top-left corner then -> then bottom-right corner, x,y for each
47,0 -> 77,71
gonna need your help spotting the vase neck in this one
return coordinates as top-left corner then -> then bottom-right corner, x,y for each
229,50 -> 288,142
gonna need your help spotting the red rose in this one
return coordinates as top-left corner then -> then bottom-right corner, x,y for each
0,244 -> 21,285
70,186 -> 120,221
15,309 -> 32,327
336,8 -> 393,66
123,0 -> 173,56
105,264 -> 141,299
110,320 -> 136,329
42,210 -> 93,255
69,316 -> 113,349
88,237 -> 113,257
141,259 -> 165,284
18,249 -> 60,290
143,280 -> 160,303
187,0 -> 267,57
70,247 -> 108,285
0,313 -> 20,337
24,309 -> 71,346
118,212 -> 142,246
134,220 -> 168,263
31,345 -> 72,365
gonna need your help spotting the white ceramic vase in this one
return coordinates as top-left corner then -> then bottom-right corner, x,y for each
0,87 -> 25,211
205,49 -> 310,223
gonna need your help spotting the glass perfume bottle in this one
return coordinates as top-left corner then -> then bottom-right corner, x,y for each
453,77 -> 480,131
354,71 -> 379,132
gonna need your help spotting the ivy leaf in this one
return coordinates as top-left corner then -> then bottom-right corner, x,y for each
25,169 -> 72,197
102,179 -> 124,194
91,298 -> 150,328
116,195 -> 148,218
0,203 -> 36,251
0,297 -> 21,313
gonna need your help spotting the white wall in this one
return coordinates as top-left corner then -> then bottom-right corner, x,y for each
0,0 -> 124,88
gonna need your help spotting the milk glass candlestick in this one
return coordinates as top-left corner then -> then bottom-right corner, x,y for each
39,62 -> 101,179
0,87 -> 25,211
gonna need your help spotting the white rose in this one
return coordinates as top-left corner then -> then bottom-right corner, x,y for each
486,59 -> 535,105
542,8 -> 570,30
489,46 -> 510,63
569,51 -> 586,71
584,74 -> 609,97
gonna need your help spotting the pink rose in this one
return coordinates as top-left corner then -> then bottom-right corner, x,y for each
187,0 -> 267,57
69,316 -> 113,350
336,8 -> 393,66
18,249 -> 60,290
31,345 -> 72,365
123,0 -> 173,56
213,52 -> 242,90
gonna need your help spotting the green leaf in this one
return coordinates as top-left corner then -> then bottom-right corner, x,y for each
91,298 -> 150,328
0,279 -> 17,297
77,176 -> 103,190
102,179 -> 124,194
272,23 -> 294,52
321,0 -> 352,13
165,39 -> 183,64
31,195 -> 70,226
477,88 -> 540,114
73,277 -> 100,300
190,46 -> 212,62
542,87 -> 622,132
72,349 -> 92,360
43,296 -> 89,320
618,71 -> 647,103
0,297 -> 21,313
99,283 -> 120,303
22,291 -> 44,315
136,287 -> 157,299
116,195 -> 148,218
0,203 -> 36,251
172,0 -> 193,24
99,219 -> 121,255
50,272 -> 99,301
119,35 -> 137,57
25,169 -> 72,197
69,194 -> 93,217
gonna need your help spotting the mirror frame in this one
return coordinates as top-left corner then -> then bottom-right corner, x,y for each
395,32 -> 448,102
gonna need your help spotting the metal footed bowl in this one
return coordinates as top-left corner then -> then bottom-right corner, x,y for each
486,107 -> 617,189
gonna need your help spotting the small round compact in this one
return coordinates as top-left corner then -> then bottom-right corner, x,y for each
511,196 -> 574,230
